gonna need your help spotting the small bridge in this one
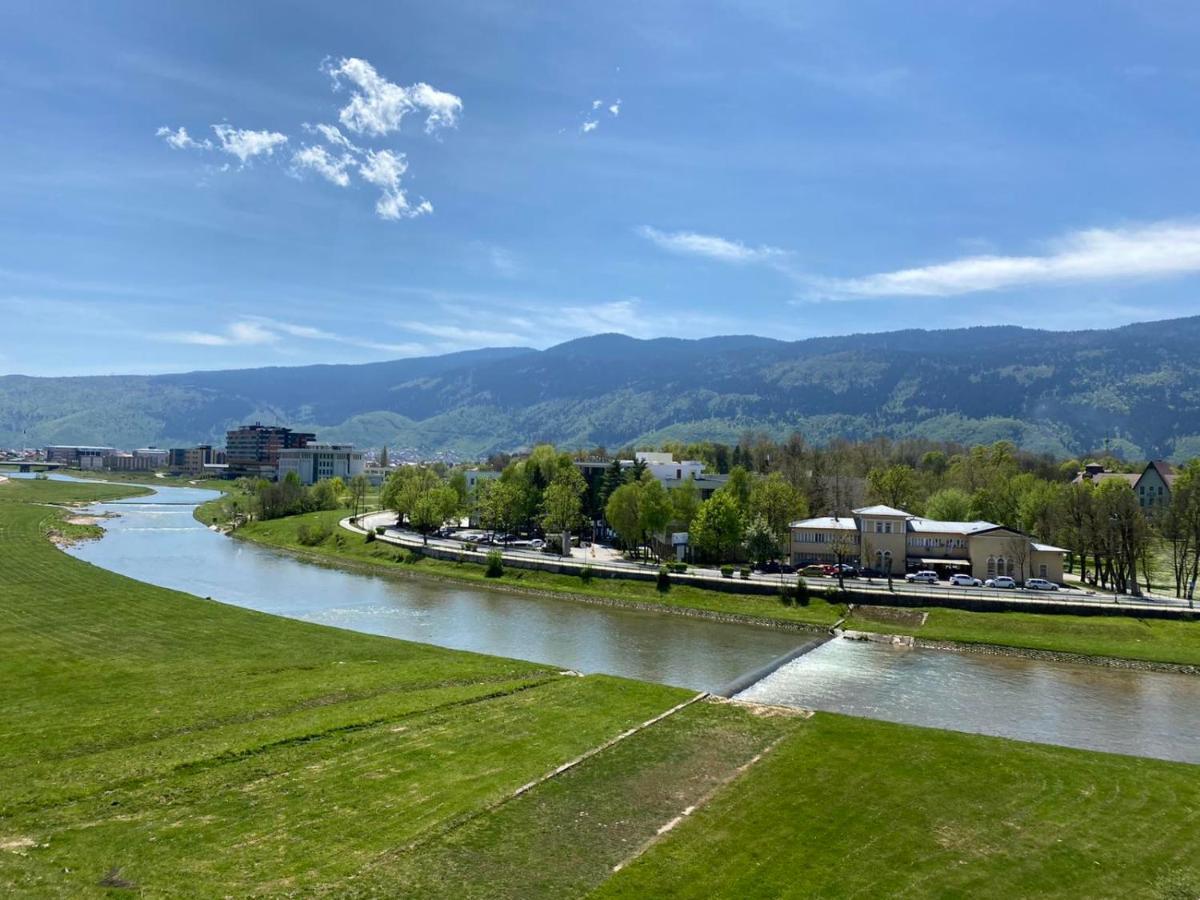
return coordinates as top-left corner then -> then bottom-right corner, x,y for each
0,460 -> 64,473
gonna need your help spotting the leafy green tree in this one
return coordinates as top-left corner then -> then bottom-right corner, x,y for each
867,464 -> 920,511
720,466 -> 753,513
605,482 -> 644,556
347,473 -> 370,518
669,476 -> 701,531
542,467 -> 587,536
691,492 -> 743,563
922,487 -> 972,522
476,478 -> 523,539
638,478 -> 673,557
408,482 -> 460,543
1162,460 -> 1200,600
748,472 -> 806,549
309,478 -> 340,511
598,458 -> 627,510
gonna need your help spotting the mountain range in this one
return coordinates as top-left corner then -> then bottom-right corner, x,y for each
4,316 -> 1200,461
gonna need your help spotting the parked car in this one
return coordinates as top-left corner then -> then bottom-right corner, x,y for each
528,538 -> 546,550
948,573 -> 982,587
858,567 -> 886,578
985,576 -> 1016,589
905,570 -> 939,584
1026,578 -> 1060,591
798,564 -> 828,578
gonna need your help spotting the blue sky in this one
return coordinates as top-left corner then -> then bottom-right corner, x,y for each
4,1 -> 1200,376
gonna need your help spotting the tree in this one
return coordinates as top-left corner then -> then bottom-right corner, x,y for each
828,528 -> 858,591
1094,479 -> 1149,595
638,478 -> 673,558
379,445 -> 389,467
605,482 -> 643,556
721,466 -> 753,514
867,464 -> 919,510
598,458 -> 627,510
670,476 -> 701,531
542,467 -> 587,537
923,487 -> 972,522
409,483 -> 460,543
691,492 -> 743,563
743,515 -> 779,565
1162,461 -> 1200,600
476,478 -> 522,540
747,472 -> 806,553
1005,534 -> 1032,585
348,473 -> 370,519
309,478 -> 340,511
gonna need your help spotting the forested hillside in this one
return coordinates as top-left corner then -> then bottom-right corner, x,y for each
3,317 -> 1199,459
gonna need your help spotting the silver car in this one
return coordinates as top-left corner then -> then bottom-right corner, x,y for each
1026,578 -> 1059,591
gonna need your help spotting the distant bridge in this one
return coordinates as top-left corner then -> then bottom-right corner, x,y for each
0,460 -> 64,473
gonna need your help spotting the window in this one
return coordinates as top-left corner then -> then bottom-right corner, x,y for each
1039,564 -> 1048,578
987,557 -> 996,578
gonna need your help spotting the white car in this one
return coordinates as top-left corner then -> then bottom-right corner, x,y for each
985,576 -> 1016,589
948,573 -> 982,587
1026,578 -> 1060,591
905,570 -> 939,584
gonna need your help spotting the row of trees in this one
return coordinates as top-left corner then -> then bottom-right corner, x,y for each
373,436 -> 1198,598
250,471 -> 370,521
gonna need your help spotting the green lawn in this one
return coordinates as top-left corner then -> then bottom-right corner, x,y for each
596,713 -> 1200,899
234,507 -> 1200,667
232,508 -> 847,629
5,478 -> 1197,897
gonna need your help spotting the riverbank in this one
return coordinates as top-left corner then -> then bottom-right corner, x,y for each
231,507 -> 1200,669
6,477 -> 1199,896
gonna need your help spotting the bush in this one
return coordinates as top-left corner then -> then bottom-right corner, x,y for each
374,525 -> 387,535
364,530 -> 375,543
779,584 -> 793,606
485,550 -> 504,578
403,549 -> 423,564
739,566 -> 751,579
657,565 -> 670,593
720,564 -> 734,578
795,576 -> 810,606
670,562 -> 688,574
295,523 -> 331,546
463,541 -> 477,552
579,565 -> 594,583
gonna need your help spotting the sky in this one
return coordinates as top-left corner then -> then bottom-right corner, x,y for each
4,0 -> 1200,376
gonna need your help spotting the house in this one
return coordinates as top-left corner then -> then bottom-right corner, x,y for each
789,504 -> 1066,583
1072,460 -> 1176,509
575,452 -> 729,501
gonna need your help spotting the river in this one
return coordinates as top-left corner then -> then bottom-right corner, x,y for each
28,474 -> 1200,764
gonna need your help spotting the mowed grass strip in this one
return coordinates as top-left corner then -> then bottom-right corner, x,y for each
234,508 -> 846,628
845,605 -> 1200,667
594,713 -> 1200,900
345,699 -> 806,899
0,481 -> 690,895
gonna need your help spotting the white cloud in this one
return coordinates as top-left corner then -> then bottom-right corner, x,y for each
323,56 -> 462,137
291,144 -> 353,187
638,226 -> 786,263
608,99 -> 621,116
820,220 -> 1200,298
211,125 -> 288,164
581,120 -> 599,133
358,149 -> 431,220
304,121 -> 362,153
156,125 -> 211,150
160,320 -> 280,346
591,99 -> 602,110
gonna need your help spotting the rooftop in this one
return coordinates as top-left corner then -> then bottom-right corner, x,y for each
852,504 -> 913,518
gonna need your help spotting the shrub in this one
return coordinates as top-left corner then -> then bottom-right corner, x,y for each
485,550 -> 504,578
779,584 -> 793,606
296,523 -> 331,546
333,533 -> 345,549
657,565 -> 670,593
375,525 -> 387,535
739,566 -> 751,579
579,565 -> 594,583
364,530 -> 375,543
404,549 -> 423,564
670,562 -> 688,574
720,564 -> 734,578
463,541 -> 477,552
795,576 -> 810,606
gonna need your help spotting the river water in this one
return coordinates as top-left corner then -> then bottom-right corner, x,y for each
28,475 -> 1200,764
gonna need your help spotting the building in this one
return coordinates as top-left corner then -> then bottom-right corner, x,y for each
224,423 -> 316,478
575,452 -> 729,501
789,504 -> 1066,583
1072,460 -> 1177,509
275,443 -> 364,485
44,445 -> 114,470
464,468 -> 501,493
168,445 -> 226,476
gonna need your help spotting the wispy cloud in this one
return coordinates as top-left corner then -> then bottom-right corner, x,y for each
322,56 -> 462,137
155,125 -> 211,150
210,125 -> 289,164
638,226 -> 786,264
576,96 -> 622,134
159,320 -> 280,347
153,316 -> 425,354
156,56 -> 453,221
817,220 -> 1200,298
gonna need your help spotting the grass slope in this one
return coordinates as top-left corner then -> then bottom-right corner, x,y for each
596,713 -> 1200,899
236,507 -> 1200,667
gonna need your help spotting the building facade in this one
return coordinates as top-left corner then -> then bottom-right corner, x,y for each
1072,460 -> 1177,510
224,424 -> 316,477
275,443 -> 364,485
790,504 -> 1066,583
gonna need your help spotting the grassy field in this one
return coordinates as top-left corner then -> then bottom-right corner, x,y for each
596,713 -> 1200,899
233,507 -> 1200,667
3,477 -> 1199,897
233,508 -> 848,629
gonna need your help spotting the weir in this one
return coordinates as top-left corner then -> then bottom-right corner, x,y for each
715,636 -> 831,698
